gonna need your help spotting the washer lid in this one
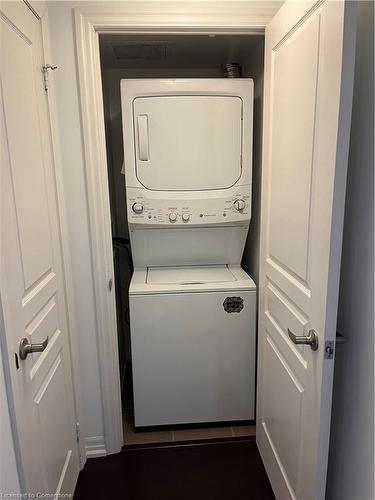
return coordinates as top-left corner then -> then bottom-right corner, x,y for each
130,265 -> 256,294
147,265 -> 236,285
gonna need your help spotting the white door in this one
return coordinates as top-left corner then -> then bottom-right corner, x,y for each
0,1 -> 80,495
256,1 -> 356,499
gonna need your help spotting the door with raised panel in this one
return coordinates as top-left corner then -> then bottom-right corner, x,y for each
257,1 -> 356,499
1,1 -> 80,495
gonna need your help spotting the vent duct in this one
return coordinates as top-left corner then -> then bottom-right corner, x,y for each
222,63 -> 242,78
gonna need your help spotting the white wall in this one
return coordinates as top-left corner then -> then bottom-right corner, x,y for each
326,2 -> 374,499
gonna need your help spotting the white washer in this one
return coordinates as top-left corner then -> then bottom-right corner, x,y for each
129,266 -> 256,426
121,79 -> 256,426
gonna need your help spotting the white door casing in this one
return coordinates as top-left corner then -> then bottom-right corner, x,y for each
0,1 -> 80,495
257,1 -> 356,499
74,1 -> 280,454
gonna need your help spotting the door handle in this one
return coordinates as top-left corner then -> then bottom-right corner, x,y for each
19,337 -> 49,360
288,329 -> 318,351
137,115 -> 149,161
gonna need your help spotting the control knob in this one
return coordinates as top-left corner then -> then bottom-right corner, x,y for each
182,213 -> 190,222
132,202 -> 144,214
234,199 -> 245,211
169,212 -> 177,223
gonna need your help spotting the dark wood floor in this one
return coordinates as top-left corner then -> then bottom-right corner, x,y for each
73,438 -> 275,500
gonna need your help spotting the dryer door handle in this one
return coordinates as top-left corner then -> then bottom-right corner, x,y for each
137,114 -> 149,161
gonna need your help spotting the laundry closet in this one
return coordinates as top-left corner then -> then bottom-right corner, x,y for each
1,1 -> 363,498
99,34 -> 264,438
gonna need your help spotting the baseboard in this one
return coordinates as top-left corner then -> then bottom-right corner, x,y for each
85,436 -> 107,458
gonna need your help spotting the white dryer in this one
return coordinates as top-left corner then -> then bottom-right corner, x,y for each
121,79 -> 255,426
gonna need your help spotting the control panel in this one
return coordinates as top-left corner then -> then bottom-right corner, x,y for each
127,187 -> 251,226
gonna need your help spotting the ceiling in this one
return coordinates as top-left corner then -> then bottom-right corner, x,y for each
99,34 -> 264,70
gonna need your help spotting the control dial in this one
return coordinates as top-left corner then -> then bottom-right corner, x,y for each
182,213 -> 190,222
233,199 -> 246,211
132,202 -> 144,214
169,212 -> 177,223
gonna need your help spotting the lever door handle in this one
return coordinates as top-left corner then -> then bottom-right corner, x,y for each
288,329 -> 318,351
19,337 -> 49,360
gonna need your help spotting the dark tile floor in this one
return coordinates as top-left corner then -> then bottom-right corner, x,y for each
123,409 -> 256,446
74,439 -> 275,500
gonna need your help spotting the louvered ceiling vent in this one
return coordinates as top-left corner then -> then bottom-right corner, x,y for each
113,44 -> 167,60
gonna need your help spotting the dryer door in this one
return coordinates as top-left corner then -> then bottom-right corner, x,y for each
133,96 -> 242,191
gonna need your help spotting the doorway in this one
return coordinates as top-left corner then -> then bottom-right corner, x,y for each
98,32 -> 265,446
72,3 -> 357,498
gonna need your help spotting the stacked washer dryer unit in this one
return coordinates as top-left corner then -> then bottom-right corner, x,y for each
121,79 -> 256,427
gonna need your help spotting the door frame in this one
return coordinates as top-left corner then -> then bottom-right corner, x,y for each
74,0 -> 282,454
0,2 -> 85,488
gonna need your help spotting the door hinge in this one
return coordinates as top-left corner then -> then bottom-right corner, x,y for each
75,422 -> 80,442
324,340 -> 335,359
42,64 -> 57,92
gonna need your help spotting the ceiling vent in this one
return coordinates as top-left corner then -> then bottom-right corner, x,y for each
112,43 -> 167,60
